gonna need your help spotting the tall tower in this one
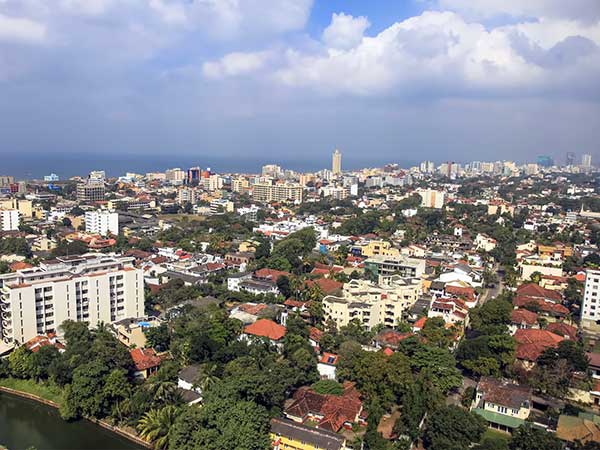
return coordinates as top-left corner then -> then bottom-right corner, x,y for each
582,153 -> 592,169
332,149 -> 342,175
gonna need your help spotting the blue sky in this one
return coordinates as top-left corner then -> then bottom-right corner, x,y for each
1,0 -> 600,173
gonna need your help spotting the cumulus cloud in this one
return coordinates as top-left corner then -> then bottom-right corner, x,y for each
0,12 -> 46,44
322,12 -> 370,50
203,51 -> 272,79
275,10 -> 600,97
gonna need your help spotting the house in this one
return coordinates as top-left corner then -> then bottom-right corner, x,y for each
472,377 -> 532,433
475,233 -> 497,252
112,317 -> 160,348
513,283 -> 569,319
546,322 -> 578,340
509,309 -> 539,334
514,329 -> 564,369
427,297 -> 469,326
587,353 -> 600,379
556,414 -> 600,445
177,365 -> 203,405
241,318 -> 287,347
270,418 -> 347,450
317,353 -> 339,381
373,329 -> 413,350
24,333 -> 65,353
284,381 -> 366,432
130,347 -> 162,379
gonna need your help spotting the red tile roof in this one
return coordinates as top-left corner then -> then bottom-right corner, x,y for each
514,329 -> 564,362
319,353 -> 339,366
305,278 -> 343,294
547,322 -> 577,340
516,283 -> 562,302
309,327 -> 323,343
511,309 -> 538,326
10,261 -> 33,272
254,268 -> 291,281
285,382 -> 363,432
130,348 -> 162,371
244,318 -> 287,341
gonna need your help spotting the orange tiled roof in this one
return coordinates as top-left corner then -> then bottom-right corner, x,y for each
244,318 -> 287,341
130,347 -> 162,371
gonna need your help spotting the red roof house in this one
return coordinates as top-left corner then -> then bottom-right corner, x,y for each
130,347 -> 162,378
243,318 -> 287,343
514,329 -> 564,365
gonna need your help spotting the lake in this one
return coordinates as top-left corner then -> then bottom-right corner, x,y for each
0,392 -> 144,450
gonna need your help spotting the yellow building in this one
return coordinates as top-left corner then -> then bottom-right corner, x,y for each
270,418 -> 346,450
355,240 -> 400,258
0,199 -> 33,219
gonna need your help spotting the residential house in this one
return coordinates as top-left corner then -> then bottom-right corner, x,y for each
241,318 -> 287,348
509,309 -> 539,334
177,365 -> 203,405
130,347 -> 162,379
472,377 -> 532,433
270,418 -> 347,450
284,381 -> 366,432
317,353 -> 339,381
514,329 -> 564,369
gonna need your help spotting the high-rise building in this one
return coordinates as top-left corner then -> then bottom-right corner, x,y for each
252,183 -> 304,203
89,171 -> 106,182
0,209 -> 19,232
332,149 -> 342,175
76,181 -> 105,202
581,269 -> 600,330
187,167 -> 201,184
537,155 -> 554,168
177,187 -> 197,204
566,152 -> 575,167
85,210 -> 119,236
418,189 -> 445,209
165,168 -> 186,185
0,176 -> 15,187
262,164 -> 283,179
0,255 -> 144,345
582,154 -> 593,169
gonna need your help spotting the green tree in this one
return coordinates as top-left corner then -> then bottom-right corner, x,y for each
138,405 -> 181,450
423,406 -> 487,450
509,424 -> 563,450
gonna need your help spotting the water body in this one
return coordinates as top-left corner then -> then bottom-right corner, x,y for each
0,392 -> 144,450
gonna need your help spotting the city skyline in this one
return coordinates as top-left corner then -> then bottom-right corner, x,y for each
1,1 -> 599,164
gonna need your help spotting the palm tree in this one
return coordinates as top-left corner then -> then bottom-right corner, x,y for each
146,377 -> 178,404
195,362 -> 220,393
137,405 -> 180,450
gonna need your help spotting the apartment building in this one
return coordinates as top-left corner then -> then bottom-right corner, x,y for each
252,183 -> 303,203
85,210 -> 119,236
177,187 -> 197,204
582,269 -> 600,331
0,209 -> 19,232
418,189 -> 445,209
364,254 -> 426,280
0,255 -> 144,345
323,277 -> 421,330
76,181 -> 105,202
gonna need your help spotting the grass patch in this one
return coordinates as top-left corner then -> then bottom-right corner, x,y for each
0,377 -> 64,405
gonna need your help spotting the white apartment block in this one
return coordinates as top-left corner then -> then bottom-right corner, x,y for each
177,187 -> 197,204
320,186 -> 349,200
323,277 -> 421,330
0,255 -> 144,345
85,210 -> 119,236
0,209 -> 19,232
418,189 -> 445,209
252,183 -> 304,203
582,269 -> 600,331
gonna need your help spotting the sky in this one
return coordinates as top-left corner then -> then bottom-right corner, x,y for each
1,0 -> 600,173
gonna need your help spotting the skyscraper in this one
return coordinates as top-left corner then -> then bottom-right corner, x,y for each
332,149 -> 342,175
582,154 -> 592,169
566,152 -> 575,166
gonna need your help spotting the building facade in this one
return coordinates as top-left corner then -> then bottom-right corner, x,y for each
582,269 -> 600,331
85,210 -> 119,236
323,277 -> 421,330
0,255 -> 144,345
0,209 -> 19,232
253,183 -> 304,203
76,181 -> 105,202
332,149 -> 342,175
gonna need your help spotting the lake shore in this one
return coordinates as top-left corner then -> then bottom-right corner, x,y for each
0,386 -> 151,449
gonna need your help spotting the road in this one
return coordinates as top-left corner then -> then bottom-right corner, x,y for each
478,266 -> 505,305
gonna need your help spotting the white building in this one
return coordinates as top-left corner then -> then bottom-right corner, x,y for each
85,210 -> 119,236
582,269 -> 600,331
418,189 -> 445,209
0,209 -> 19,232
0,255 -> 144,345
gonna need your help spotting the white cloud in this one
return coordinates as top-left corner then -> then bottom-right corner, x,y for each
437,0 -> 600,22
274,10 -> 600,97
149,0 -> 187,25
322,12 -> 370,50
58,0 -> 115,16
203,51 -> 272,79
0,12 -> 45,44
